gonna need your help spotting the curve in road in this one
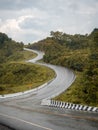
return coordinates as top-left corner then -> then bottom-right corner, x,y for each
0,48 -> 98,130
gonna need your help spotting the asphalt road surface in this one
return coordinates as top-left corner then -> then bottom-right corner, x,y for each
0,48 -> 98,130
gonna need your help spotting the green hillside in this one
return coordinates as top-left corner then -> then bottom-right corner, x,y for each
0,62 -> 55,94
28,28 -> 98,106
0,32 -> 55,94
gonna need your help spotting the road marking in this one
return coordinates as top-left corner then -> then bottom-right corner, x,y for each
0,113 -> 53,130
3,103 -> 98,122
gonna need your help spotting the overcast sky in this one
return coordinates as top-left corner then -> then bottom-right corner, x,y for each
0,0 -> 98,44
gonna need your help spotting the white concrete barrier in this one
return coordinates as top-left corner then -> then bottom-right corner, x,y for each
41,99 -> 98,113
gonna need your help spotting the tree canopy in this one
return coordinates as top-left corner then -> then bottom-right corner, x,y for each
0,32 -> 24,63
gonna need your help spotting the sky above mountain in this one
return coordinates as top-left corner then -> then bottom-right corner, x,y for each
0,0 -> 98,44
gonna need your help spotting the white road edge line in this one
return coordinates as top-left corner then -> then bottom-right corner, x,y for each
0,113 -> 53,130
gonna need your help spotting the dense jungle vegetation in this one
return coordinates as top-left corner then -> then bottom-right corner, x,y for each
28,28 -> 98,106
0,33 -> 55,94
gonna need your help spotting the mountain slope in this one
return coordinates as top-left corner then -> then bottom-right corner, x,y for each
0,32 -> 55,94
27,28 -> 98,106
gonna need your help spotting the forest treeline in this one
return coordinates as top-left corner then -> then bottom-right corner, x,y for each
0,32 -> 24,63
28,28 -> 98,106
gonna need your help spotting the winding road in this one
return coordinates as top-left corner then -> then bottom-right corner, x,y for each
0,48 -> 98,130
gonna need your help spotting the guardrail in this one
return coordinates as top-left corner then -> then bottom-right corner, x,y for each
41,99 -> 98,112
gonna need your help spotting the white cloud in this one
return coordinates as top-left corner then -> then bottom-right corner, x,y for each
0,0 -> 98,44
0,19 -> 20,36
0,13 -> 48,43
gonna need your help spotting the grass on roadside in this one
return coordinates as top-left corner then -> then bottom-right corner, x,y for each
54,71 -> 98,107
54,72 -> 84,104
7,50 -> 37,62
0,50 -> 55,94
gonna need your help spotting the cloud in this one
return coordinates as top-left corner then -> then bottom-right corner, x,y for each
0,0 -> 98,44
0,0 -> 36,10
0,19 -> 20,34
0,13 -> 48,43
